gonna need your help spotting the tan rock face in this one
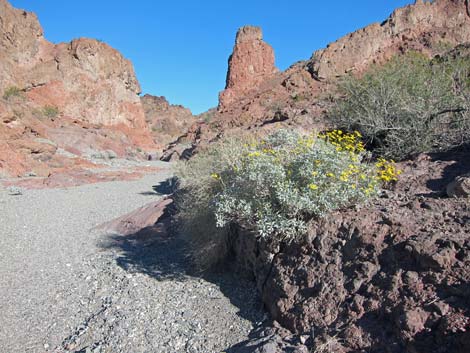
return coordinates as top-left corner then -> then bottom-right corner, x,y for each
0,0 -> 150,130
0,0 -> 158,178
218,26 -> 278,110
141,94 -> 195,148
309,0 -> 470,80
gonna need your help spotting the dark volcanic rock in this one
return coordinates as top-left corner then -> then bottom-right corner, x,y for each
229,146 -> 470,353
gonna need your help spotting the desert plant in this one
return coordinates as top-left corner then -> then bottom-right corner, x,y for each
174,136 -> 255,269
41,105 -> 59,118
212,130 -> 381,239
3,86 -> 22,100
176,130 -> 396,268
329,51 -> 470,160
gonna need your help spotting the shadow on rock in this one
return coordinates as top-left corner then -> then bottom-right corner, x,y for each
425,143 -> 470,196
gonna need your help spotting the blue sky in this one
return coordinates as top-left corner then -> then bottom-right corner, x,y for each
10,0 -> 411,114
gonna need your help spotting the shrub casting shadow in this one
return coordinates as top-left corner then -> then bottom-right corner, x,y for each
138,177 -> 178,196
100,211 -> 265,347
102,223 -> 188,281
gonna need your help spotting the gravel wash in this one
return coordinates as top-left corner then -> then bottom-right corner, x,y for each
0,163 -> 264,353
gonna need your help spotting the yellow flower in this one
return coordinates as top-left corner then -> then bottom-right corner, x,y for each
211,173 -> 221,180
248,151 -> 261,158
375,158 -> 400,184
308,183 -> 318,190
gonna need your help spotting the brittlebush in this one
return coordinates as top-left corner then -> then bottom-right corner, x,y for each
209,130 -> 399,239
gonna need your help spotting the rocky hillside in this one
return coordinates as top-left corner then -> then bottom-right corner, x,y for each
163,0 -> 470,159
0,0 -> 192,179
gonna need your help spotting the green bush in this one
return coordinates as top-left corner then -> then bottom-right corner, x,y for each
176,130 -> 391,267
329,51 -> 470,160
3,86 -> 22,100
41,105 -> 59,118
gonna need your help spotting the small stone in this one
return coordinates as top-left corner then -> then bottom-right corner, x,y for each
432,301 -> 450,316
446,173 -> 470,198
7,186 -> 22,195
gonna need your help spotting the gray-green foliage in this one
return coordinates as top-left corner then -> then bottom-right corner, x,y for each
213,130 -> 378,240
330,51 -> 470,160
174,136 -> 253,269
41,105 -> 59,118
3,86 -> 22,100
176,130 -> 380,268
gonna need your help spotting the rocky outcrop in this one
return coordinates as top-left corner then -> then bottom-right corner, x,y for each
164,0 -> 470,160
141,94 -> 194,148
309,0 -> 470,80
0,0 -> 149,130
230,146 -> 470,353
0,0 -> 157,178
218,26 -> 278,110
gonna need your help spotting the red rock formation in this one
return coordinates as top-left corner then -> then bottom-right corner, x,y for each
212,0 -> 470,133
309,0 -> 470,80
0,0 -> 159,178
165,0 -> 470,163
0,0 -> 149,131
218,26 -> 278,110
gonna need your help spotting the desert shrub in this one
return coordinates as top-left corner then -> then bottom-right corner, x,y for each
330,51 -> 470,160
174,136 -> 254,269
176,130 -> 397,267
41,105 -> 59,118
3,86 -> 22,100
213,130 -> 382,239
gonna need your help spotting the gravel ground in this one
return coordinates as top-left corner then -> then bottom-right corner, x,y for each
0,162 -> 263,353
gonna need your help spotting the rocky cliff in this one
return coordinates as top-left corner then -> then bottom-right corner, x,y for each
309,0 -> 470,80
0,0 -> 166,179
0,0 -> 148,129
